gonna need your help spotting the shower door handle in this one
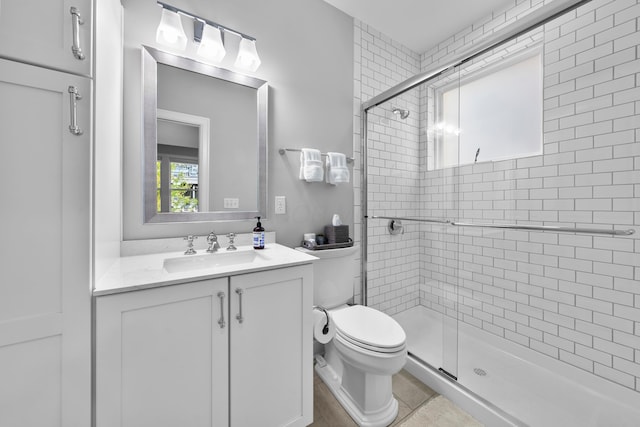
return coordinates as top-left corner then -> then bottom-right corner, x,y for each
235,288 -> 244,323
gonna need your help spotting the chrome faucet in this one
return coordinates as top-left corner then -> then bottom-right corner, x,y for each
206,232 -> 221,253
226,233 -> 237,251
184,235 -> 197,255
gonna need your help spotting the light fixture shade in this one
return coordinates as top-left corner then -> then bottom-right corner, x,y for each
234,38 -> 261,72
197,24 -> 226,63
156,8 -> 187,51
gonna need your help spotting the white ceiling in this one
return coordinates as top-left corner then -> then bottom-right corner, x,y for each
323,0 -> 515,53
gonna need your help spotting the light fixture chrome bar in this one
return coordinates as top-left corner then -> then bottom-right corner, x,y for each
157,1 -> 256,41
279,148 -> 354,163
361,0 -> 592,112
369,216 -> 635,236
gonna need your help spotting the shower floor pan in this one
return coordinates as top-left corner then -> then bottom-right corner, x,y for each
394,306 -> 640,427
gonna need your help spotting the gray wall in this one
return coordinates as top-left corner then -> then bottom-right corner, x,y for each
122,0 -> 354,247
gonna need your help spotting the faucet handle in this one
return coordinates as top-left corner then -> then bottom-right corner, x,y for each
184,235 -> 197,255
226,233 -> 237,251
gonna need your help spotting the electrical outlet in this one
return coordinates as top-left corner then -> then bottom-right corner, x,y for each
224,198 -> 239,209
275,196 -> 286,214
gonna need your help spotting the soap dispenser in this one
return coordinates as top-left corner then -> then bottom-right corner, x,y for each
253,216 -> 265,249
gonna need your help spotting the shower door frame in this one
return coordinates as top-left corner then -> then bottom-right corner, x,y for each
360,0 -> 594,372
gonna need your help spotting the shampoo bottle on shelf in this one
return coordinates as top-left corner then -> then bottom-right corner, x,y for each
253,216 -> 265,249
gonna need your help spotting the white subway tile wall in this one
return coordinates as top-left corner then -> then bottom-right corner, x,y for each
353,20 -> 422,306
355,0 -> 640,392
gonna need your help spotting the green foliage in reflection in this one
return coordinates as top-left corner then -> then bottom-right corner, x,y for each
157,161 -> 199,212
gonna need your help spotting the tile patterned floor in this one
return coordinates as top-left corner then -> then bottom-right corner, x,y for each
310,369 -> 440,426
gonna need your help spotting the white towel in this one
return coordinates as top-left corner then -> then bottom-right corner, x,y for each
299,148 -> 324,182
325,152 -> 350,185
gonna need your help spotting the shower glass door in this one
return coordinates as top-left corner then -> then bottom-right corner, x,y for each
421,65 -> 462,379
366,1 -> 640,423
363,64 -> 462,380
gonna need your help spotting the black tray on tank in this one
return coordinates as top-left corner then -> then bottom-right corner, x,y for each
301,238 -> 354,250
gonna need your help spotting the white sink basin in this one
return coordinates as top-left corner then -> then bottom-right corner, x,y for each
163,250 -> 259,273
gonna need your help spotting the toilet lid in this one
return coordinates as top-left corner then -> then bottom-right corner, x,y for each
331,305 -> 406,350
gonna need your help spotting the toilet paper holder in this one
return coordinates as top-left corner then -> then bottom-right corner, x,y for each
313,305 -> 330,335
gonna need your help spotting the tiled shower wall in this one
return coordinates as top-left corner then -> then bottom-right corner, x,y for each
353,20 -> 422,310
356,0 -> 640,392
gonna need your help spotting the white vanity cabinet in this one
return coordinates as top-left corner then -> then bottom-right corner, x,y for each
96,264 -> 313,427
0,0 -> 92,76
230,266 -> 313,427
96,278 -> 230,427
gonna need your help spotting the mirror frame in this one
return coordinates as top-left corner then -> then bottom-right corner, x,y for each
142,45 -> 268,223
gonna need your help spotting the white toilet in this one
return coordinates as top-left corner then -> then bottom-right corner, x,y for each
302,245 -> 407,427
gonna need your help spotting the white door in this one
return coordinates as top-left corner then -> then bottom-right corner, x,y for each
96,278 -> 229,427
0,58 -> 91,427
0,0 -> 92,76
230,266 -> 313,427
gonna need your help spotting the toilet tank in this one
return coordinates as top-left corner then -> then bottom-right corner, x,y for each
297,245 -> 359,308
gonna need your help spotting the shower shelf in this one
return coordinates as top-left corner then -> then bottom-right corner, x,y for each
368,215 -> 635,236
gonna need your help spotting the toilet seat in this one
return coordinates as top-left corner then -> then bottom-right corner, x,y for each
331,305 -> 406,353
336,330 -> 406,353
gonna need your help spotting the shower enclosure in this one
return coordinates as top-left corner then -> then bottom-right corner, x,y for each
360,0 -> 640,425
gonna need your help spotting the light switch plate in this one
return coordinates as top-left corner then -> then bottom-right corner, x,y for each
224,198 -> 239,209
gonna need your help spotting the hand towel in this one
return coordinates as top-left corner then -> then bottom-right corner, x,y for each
299,148 -> 324,182
326,152 -> 350,185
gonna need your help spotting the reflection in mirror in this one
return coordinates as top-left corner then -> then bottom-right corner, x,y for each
142,46 -> 268,223
156,109 -> 210,213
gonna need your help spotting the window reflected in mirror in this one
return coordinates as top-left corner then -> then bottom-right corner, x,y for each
156,116 -> 202,212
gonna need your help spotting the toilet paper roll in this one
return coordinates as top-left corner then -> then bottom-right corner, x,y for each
313,308 -> 336,344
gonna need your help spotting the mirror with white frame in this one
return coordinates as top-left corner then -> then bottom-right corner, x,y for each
142,45 -> 268,223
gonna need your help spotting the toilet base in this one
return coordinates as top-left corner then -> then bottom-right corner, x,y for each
315,358 -> 399,427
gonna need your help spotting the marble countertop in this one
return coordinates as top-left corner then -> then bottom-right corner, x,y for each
94,243 -> 317,296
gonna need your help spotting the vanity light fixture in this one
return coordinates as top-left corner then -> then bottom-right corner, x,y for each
155,7 -> 188,51
156,1 -> 261,72
235,38 -> 261,72
196,22 -> 226,63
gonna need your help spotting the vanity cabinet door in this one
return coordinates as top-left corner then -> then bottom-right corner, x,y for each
0,59 -> 91,427
229,265 -> 313,427
96,278 -> 229,427
0,0 -> 92,76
